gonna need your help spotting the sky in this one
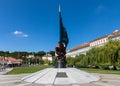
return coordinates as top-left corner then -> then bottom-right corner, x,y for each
0,0 -> 120,52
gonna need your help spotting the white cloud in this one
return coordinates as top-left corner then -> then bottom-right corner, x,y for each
13,30 -> 28,38
22,34 -> 28,37
14,31 -> 23,35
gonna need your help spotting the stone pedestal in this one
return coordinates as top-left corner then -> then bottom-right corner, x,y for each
55,60 -> 66,68
22,68 -> 100,86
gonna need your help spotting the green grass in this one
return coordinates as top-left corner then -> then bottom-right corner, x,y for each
7,65 -> 53,74
79,68 -> 120,74
7,66 -> 120,75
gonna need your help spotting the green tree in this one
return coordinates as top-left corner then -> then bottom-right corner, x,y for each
36,51 -> 46,57
74,54 -> 86,67
103,40 -> 120,69
66,57 -> 75,67
48,51 -> 55,56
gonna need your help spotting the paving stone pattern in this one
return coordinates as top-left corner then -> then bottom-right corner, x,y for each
22,68 -> 100,85
0,68 -> 120,86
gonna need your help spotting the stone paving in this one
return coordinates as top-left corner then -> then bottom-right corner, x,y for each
0,69 -> 120,86
0,68 -> 13,75
22,68 -> 100,85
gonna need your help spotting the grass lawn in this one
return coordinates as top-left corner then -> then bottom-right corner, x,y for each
79,68 -> 120,74
6,66 -> 120,75
7,65 -> 53,74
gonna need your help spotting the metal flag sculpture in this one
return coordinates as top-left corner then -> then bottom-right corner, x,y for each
59,5 -> 69,48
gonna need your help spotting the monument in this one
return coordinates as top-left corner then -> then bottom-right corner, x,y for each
55,5 -> 69,68
22,5 -> 100,86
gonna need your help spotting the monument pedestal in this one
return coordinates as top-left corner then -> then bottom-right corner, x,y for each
22,68 -> 100,86
55,60 -> 66,68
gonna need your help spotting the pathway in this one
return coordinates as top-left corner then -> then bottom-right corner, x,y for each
0,68 -> 120,86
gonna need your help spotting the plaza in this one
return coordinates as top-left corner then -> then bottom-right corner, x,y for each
0,0 -> 120,86
0,68 -> 120,86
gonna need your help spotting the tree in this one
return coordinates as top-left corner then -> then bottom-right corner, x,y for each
66,57 -> 75,67
74,54 -> 86,67
103,40 -> 120,69
83,40 -> 120,69
48,51 -> 55,56
36,51 -> 46,57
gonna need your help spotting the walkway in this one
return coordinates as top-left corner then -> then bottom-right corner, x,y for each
0,68 -> 120,86
22,68 -> 100,85
0,68 -> 13,75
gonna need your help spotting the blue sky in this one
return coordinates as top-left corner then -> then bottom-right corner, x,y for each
0,0 -> 120,52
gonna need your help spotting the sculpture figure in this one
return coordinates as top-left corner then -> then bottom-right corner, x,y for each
55,41 -> 66,68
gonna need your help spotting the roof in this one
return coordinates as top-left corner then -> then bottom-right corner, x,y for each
6,57 -> 23,62
108,30 -> 120,38
112,30 -> 120,35
0,57 -> 23,62
69,43 -> 90,52
6,57 -> 16,61
0,57 -> 4,61
90,35 -> 108,43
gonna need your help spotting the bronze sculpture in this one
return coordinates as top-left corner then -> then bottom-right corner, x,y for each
55,41 -> 66,68
55,5 -> 69,68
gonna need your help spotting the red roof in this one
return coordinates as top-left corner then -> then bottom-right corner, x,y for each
69,43 -> 90,52
0,57 -> 4,61
112,30 -> 120,35
0,57 -> 23,62
90,35 -> 108,42
6,57 -> 23,62
6,57 -> 16,62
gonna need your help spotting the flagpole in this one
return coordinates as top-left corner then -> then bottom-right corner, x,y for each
58,4 -> 61,71
59,4 -> 62,43
59,4 -> 61,13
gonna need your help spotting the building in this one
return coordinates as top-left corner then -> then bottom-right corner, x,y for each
90,30 -> 120,47
66,43 -> 90,57
67,30 -> 120,57
0,57 -> 7,66
90,35 -> 108,47
108,30 -> 120,40
6,57 -> 23,67
26,55 -> 35,58
42,53 -> 52,62
0,57 -> 23,67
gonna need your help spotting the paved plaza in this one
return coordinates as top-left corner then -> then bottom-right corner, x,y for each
22,68 -> 100,85
0,68 -> 120,86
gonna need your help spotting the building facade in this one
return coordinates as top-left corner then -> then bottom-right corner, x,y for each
66,43 -> 90,57
90,36 -> 108,47
108,30 -> 120,40
67,30 -> 120,57
0,57 -> 23,67
42,53 -> 52,62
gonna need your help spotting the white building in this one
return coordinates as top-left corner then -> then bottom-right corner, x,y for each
42,54 -> 52,62
66,43 -> 90,57
90,35 -> 108,47
26,55 -> 35,58
67,30 -> 120,57
108,30 -> 120,40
